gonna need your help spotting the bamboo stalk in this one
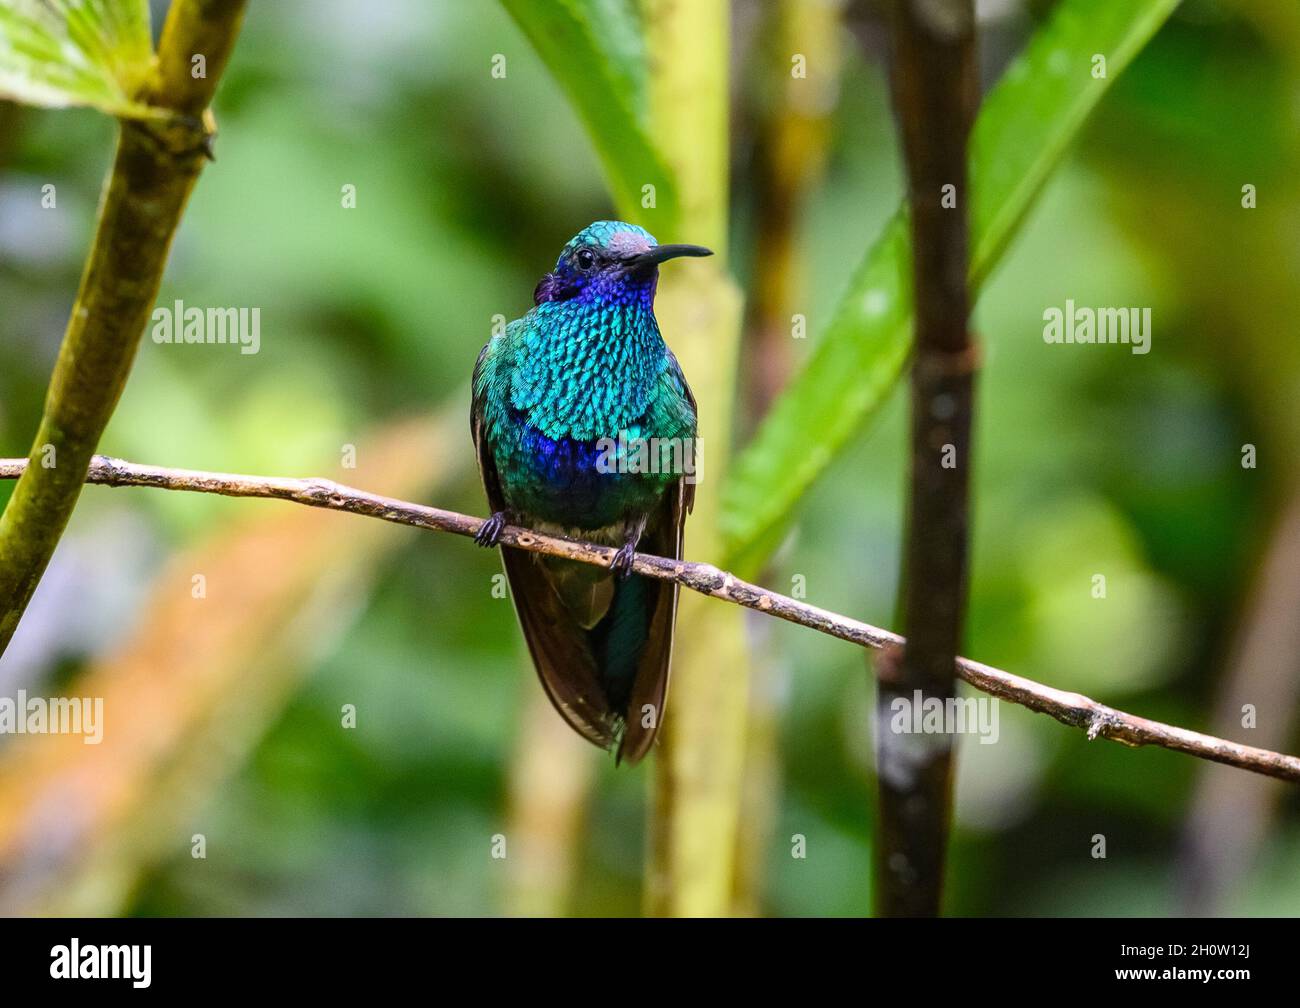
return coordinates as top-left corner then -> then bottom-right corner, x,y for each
641,0 -> 749,917
0,0 -> 248,654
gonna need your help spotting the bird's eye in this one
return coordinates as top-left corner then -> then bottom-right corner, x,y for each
575,248 -> 597,271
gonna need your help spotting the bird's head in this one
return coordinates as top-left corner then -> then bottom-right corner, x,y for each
534,221 -> 712,307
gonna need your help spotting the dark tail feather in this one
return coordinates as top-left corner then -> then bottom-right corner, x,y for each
588,574 -> 653,715
499,545 -> 621,751
612,485 -> 688,765
611,570 -> 677,765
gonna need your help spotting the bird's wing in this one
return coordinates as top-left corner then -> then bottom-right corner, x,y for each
471,377 -> 620,752
615,474 -> 689,764
615,353 -> 696,764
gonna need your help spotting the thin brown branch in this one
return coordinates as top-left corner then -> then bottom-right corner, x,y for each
0,0 -> 248,655
2,453 -> 1298,786
881,0 -> 980,916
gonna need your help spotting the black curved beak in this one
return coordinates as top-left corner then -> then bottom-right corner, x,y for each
624,244 -> 713,272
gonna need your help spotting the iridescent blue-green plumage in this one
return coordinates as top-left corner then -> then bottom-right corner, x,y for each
471,221 -> 708,763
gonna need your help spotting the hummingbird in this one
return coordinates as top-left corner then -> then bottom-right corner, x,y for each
471,221 -> 711,764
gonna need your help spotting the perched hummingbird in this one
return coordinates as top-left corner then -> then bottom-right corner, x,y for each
471,221 -> 711,764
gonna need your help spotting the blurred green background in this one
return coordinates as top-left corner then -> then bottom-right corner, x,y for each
1,0 -> 1298,916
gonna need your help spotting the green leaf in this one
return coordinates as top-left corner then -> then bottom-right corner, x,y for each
719,0 -> 1182,577
0,0 -> 154,118
500,0 -> 679,229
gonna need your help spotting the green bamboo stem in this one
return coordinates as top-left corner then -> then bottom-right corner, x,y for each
641,0 -> 749,917
0,0 -> 248,653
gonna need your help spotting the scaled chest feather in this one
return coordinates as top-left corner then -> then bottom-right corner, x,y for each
475,311 -> 695,532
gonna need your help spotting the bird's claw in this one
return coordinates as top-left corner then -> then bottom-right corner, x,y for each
610,542 -> 637,580
475,511 -> 508,548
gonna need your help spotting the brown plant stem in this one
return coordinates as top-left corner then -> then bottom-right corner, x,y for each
2,453 -> 1297,785
878,0 -> 979,917
742,0 -> 845,420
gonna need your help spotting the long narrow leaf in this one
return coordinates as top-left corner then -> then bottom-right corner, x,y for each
0,0 -> 154,118
500,0 -> 680,229
719,0 -> 1182,577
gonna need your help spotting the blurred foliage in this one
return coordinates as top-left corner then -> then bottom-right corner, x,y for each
500,0 -> 679,227
0,0 -> 1298,916
721,0 -> 1179,578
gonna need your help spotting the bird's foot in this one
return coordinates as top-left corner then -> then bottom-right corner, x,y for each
475,511 -> 509,548
610,541 -> 637,580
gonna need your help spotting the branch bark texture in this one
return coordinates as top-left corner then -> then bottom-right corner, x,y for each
2,454 -> 1297,785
